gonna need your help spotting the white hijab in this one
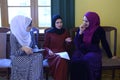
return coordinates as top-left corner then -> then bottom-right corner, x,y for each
10,15 -> 32,46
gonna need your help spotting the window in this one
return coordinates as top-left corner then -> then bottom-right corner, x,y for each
0,1 -> 1,27
1,0 -> 51,28
8,0 -> 31,24
38,0 -> 51,27
0,0 -> 75,30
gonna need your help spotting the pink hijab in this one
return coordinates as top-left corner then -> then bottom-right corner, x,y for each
83,12 -> 100,44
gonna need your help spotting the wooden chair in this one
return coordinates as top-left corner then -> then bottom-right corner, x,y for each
43,59 -> 49,80
0,27 -> 11,59
0,33 -> 11,80
0,27 -> 10,33
101,26 -> 120,80
70,26 -> 120,80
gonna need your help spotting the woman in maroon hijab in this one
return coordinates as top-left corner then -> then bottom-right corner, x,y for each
43,14 -> 72,80
70,12 -> 115,80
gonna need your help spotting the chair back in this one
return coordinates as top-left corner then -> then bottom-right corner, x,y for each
102,26 -> 117,56
0,33 -> 7,58
44,28 -> 51,33
31,27 -> 39,46
70,27 -> 79,39
0,27 -> 10,33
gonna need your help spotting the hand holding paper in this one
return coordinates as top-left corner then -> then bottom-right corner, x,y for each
55,52 -> 70,60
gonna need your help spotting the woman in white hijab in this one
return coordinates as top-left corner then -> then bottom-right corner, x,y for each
10,15 -> 43,80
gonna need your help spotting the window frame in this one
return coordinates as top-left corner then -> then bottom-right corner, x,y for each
0,2 -> 1,27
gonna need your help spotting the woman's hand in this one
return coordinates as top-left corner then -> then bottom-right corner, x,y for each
65,37 -> 72,43
48,49 -> 55,56
21,46 -> 33,55
79,23 -> 87,35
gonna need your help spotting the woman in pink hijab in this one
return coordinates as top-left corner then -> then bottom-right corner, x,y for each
70,12 -> 115,80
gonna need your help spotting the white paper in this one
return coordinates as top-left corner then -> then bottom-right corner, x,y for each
55,52 -> 70,60
33,48 -> 45,53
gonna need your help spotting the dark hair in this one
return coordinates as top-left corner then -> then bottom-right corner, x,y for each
52,14 -> 62,28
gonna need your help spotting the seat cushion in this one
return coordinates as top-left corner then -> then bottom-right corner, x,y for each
43,59 -> 49,67
0,59 -> 11,68
102,58 -> 120,67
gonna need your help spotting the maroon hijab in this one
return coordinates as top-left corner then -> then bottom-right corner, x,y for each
83,12 -> 100,44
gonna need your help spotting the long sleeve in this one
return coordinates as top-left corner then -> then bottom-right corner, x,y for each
74,29 -> 84,50
10,33 -> 25,57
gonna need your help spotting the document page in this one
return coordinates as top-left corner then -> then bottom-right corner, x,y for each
55,52 -> 70,60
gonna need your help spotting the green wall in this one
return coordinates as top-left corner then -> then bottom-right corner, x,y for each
75,0 -> 120,56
